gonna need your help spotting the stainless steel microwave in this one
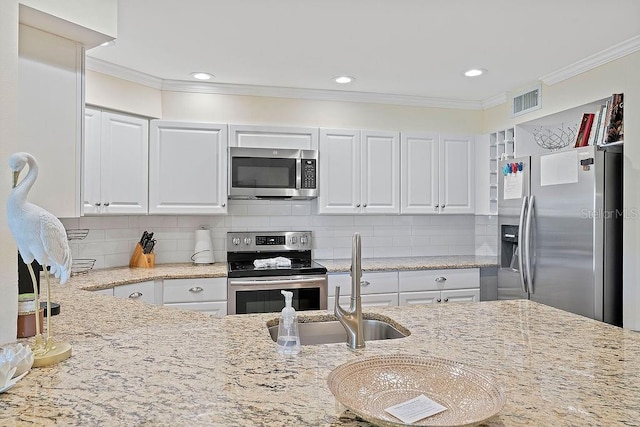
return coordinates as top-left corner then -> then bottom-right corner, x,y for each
228,147 -> 318,199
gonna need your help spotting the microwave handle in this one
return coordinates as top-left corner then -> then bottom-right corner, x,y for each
296,158 -> 302,190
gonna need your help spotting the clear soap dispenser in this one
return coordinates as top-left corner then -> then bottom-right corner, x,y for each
276,290 -> 301,355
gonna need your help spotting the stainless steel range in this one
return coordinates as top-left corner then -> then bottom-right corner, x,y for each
226,231 -> 328,315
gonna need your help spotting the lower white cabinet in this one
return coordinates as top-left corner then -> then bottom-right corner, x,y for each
399,268 -> 480,305
113,281 -> 161,305
162,277 -> 227,317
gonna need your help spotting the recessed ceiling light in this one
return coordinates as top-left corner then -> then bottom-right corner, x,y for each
464,68 -> 487,77
191,72 -> 214,80
334,76 -> 355,84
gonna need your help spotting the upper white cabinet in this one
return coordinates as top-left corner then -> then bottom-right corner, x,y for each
401,133 -> 475,214
229,125 -> 318,149
83,108 -> 149,215
149,121 -> 228,214
18,25 -> 83,218
318,129 -> 400,214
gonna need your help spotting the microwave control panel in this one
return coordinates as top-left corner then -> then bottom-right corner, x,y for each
301,159 -> 317,189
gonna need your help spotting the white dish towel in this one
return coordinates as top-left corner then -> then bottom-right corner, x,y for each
253,257 -> 292,269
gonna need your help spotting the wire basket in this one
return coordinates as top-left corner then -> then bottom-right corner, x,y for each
71,259 -> 96,276
532,123 -> 577,151
66,229 -> 89,241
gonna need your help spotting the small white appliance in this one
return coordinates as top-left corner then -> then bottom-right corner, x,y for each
192,228 -> 215,264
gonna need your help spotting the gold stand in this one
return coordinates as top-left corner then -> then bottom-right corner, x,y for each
33,341 -> 72,367
27,264 -> 72,368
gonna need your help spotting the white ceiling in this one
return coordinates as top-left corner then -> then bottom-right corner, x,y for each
87,0 -> 640,107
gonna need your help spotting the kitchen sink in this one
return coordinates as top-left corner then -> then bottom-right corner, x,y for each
267,315 -> 410,346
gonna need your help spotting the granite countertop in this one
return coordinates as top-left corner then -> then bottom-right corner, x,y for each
69,256 -> 497,292
1,285 -> 639,425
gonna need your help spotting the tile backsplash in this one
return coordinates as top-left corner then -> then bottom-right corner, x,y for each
61,200 -> 498,269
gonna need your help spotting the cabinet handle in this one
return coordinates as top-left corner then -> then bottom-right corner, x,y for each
444,298 -> 449,302
189,286 -> 204,293
435,277 -> 447,283
356,204 -> 361,208
128,292 -> 142,299
442,204 -> 445,209
360,280 -> 370,287
222,203 -> 226,207
436,298 -> 442,303
94,202 -> 101,207
104,202 -> 110,207
363,203 -> 367,207
435,204 -> 439,210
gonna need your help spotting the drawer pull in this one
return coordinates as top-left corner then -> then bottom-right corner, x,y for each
129,292 -> 143,299
435,277 -> 447,283
189,286 -> 204,293
436,298 -> 442,303
443,298 -> 449,302
360,280 -> 371,287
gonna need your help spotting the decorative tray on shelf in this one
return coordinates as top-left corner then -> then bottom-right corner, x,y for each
327,354 -> 505,427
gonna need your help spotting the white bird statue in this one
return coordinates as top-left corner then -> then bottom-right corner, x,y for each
7,152 -> 72,366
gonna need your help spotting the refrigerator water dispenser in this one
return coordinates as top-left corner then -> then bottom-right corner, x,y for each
501,225 -> 520,272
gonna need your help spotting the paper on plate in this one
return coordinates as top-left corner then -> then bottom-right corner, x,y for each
384,394 -> 447,424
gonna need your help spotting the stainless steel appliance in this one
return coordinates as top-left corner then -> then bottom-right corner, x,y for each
228,147 -> 318,200
497,145 -> 623,325
226,231 -> 327,314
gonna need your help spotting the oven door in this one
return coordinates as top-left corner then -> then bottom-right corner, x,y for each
227,275 -> 328,315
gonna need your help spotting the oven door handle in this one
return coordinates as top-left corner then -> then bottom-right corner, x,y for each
229,277 -> 324,287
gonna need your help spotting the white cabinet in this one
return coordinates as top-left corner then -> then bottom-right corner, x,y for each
149,121 -> 228,214
327,271 -> 399,309
83,108 -> 149,215
401,133 -> 475,214
113,281 -> 160,305
162,277 -> 227,317
318,129 -> 400,214
229,125 -> 318,149
399,268 -> 480,305
18,25 -> 83,218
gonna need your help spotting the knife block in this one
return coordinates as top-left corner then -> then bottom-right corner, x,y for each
129,243 -> 155,268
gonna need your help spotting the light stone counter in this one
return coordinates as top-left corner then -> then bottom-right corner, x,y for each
1,284 -> 639,426
317,255 -> 498,273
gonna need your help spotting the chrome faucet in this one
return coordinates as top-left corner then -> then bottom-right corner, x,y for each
335,232 -> 365,349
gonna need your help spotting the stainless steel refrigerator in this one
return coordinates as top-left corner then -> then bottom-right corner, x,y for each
497,144 -> 623,326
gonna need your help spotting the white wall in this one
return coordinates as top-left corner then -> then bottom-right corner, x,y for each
483,51 -> 640,330
19,0 -> 117,38
0,0 -> 20,344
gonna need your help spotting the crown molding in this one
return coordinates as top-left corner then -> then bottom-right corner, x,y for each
540,35 -> 640,86
160,79 -> 484,110
86,56 -> 163,89
481,92 -> 507,109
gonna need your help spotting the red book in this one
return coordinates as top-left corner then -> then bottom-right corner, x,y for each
574,113 -> 595,147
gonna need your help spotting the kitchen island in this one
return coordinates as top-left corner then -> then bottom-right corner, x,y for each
2,282 -> 640,425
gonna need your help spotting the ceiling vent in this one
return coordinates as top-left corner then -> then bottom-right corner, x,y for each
512,84 -> 542,117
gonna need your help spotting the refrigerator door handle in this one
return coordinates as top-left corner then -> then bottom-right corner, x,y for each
518,196 -> 529,293
524,195 -> 535,293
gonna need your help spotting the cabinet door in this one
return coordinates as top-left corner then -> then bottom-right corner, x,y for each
100,112 -> 149,214
83,107 -> 102,215
401,133 -> 439,214
330,293 -> 399,309
229,125 -> 318,149
441,289 -> 480,303
149,121 -> 227,214
399,291 -> 441,305
439,135 -> 474,214
317,129 -> 361,214
164,301 -> 227,317
361,131 -> 400,214
113,281 -> 159,305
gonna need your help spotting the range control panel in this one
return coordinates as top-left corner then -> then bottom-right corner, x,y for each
227,231 -> 312,252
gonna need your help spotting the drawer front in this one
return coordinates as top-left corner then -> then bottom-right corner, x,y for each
399,268 -> 479,292
328,271 -> 398,296
164,301 -> 227,317
328,293 -> 398,311
441,289 -> 480,303
163,277 -> 227,303
399,291 -> 441,305
113,281 -> 158,305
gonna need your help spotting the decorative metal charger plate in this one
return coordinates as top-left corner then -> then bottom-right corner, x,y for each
327,355 -> 505,427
